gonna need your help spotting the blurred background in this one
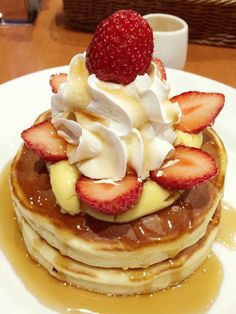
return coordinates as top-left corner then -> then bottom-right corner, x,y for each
0,0 -> 235,86
0,0 -> 40,23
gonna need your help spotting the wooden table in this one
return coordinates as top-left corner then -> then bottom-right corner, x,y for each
0,0 -> 235,87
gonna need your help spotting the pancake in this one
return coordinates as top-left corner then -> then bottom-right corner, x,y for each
14,199 -> 221,295
10,114 -> 227,270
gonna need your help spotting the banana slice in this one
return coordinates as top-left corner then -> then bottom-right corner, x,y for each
50,160 -> 80,214
83,180 -> 179,223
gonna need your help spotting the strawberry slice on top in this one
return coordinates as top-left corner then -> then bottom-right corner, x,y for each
152,57 -> 167,81
49,73 -> 67,93
150,146 -> 218,190
76,173 -> 143,215
171,91 -> 224,134
21,120 -> 67,162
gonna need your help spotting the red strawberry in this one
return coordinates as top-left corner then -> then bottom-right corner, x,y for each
171,91 -> 224,133
76,173 -> 143,215
153,58 -> 167,80
49,73 -> 67,93
150,146 -> 218,190
86,10 -> 154,85
21,120 -> 67,162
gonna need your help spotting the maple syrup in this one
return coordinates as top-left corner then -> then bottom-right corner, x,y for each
217,202 -> 236,249
1,163 -> 233,313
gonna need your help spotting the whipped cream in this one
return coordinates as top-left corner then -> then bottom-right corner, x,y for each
51,53 -> 181,181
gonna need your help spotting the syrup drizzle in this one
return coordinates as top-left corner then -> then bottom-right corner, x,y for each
1,163 -> 235,314
217,202 -> 236,249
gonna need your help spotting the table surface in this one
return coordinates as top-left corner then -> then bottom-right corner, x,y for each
0,0 -> 235,88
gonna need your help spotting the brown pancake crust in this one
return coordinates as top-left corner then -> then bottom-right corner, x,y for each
10,128 -> 224,250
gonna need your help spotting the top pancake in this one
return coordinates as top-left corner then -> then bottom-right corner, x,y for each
10,114 -> 227,268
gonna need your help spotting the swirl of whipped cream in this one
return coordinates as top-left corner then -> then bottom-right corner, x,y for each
51,53 -> 181,181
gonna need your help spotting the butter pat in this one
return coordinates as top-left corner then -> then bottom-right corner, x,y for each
50,160 -> 80,214
174,130 -> 203,148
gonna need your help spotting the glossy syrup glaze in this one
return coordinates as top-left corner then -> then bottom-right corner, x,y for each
217,202 -> 236,249
10,131 -> 222,249
0,163 -> 231,314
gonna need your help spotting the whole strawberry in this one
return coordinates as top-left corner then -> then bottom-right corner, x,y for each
86,10 -> 154,85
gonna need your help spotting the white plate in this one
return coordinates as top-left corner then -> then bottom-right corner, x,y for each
0,67 -> 236,314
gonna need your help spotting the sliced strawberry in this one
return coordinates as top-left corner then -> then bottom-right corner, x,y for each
49,73 -> 67,93
21,120 -> 67,162
150,146 -> 218,190
76,173 -> 143,215
171,91 -> 224,133
153,57 -> 167,80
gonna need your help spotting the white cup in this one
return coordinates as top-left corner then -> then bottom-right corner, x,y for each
143,13 -> 188,70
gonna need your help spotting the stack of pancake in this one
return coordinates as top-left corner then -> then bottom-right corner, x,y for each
10,111 -> 226,295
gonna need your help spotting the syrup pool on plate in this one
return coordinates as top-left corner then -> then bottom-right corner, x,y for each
2,163 -> 236,313
217,202 -> 236,249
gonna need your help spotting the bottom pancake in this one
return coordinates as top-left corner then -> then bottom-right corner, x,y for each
15,203 -> 221,295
